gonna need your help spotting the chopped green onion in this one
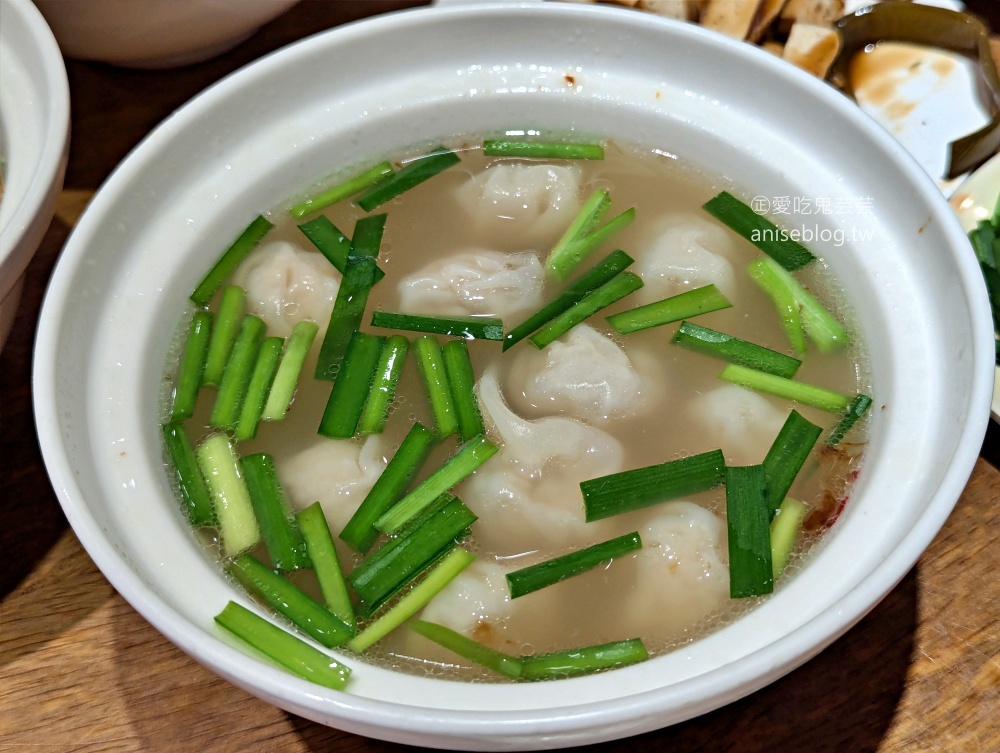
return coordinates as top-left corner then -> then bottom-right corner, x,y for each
210,314 -> 266,431
762,410 -> 822,520
718,364 -> 852,414
506,531 -> 642,599
969,220 -> 998,268
725,464 -> 774,598
409,620 -> 523,679
228,554 -> 354,648
239,453 -> 309,571
545,189 -> 611,280
770,497 -> 808,579
297,503 -> 355,628
262,320 -> 319,421
529,271 -> 644,349
442,339 -> 484,441
318,331 -> 385,439
215,601 -> 351,690
503,249 -> 635,351
581,449 -> 726,522
202,285 -> 246,387
358,334 -> 409,435
350,213 -> 388,258
171,310 -> 212,421
161,422 -> 214,527
748,258 -> 849,353
747,257 -> 807,353
548,207 -> 636,281
519,638 -> 649,680
702,191 -> 815,271
297,216 -> 350,273
234,335 -> 284,440
315,255 -> 381,381
483,140 -> 605,160
670,321 -> 802,378
371,311 -> 504,340
375,435 -> 499,534
290,161 -> 394,218
340,422 -> 440,554
826,393 -> 873,447
606,284 -> 732,335
190,215 -> 274,306
346,547 -> 477,653
356,147 -> 461,212
196,433 -> 259,558
413,335 -> 459,438
350,495 -> 477,615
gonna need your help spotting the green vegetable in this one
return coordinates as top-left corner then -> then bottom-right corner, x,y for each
297,216 -> 350,273
202,285 -> 246,387
606,284 -> 732,335
317,331 -> 385,439
315,255 -> 381,381
482,140 -> 604,160
161,422 -> 214,527
503,249 -> 634,351
290,161 -> 394,218
413,335 -> 459,438
762,410 -> 822,520
770,497 -> 808,579
346,547 -> 477,652
702,191 -> 815,271
371,311 -> 504,340
234,335 -> 284,440
544,189 -> 611,280
191,215 -> 273,307
725,465 -> 774,598
215,601 -> 351,690
261,320 -> 319,421
228,554 -> 354,648
529,271 -> 644,349
196,433 -> 259,558
670,321 -> 802,378
519,638 -> 649,680
374,435 -> 499,534
356,147 -> 461,212
409,620 -> 523,679
340,422 -> 440,554
171,310 -> 212,421
505,532 -> 642,599
441,339 -> 484,441
718,364 -> 853,414
297,502 -> 356,628
581,449 -> 726,522
210,314 -> 266,431
548,207 -> 636,281
358,334 -> 409,435
826,393 -> 873,447
240,453 -> 309,571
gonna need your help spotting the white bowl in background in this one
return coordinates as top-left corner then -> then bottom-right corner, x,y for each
33,0 -> 301,69
0,0 -> 69,350
32,3 -> 995,749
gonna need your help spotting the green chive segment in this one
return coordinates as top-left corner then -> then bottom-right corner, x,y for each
375,435 -> 499,534
770,497 -> 808,579
413,335 -> 459,438
297,216 -> 350,273
409,620 -> 523,679
442,339 -> 485,441
356,147 -> 460,212
290,161 -> 394,218
315,255 -> 381,381
581,449 -> 726,522
718,364 -> 852,414
548,203 -> 636,281
606,284 -> 732,335
670,321 -> 801,378
162,422 -> 214,527
372,311 -> 504,340
358,334 -> 409,435
171,310 -> 212,421
296,502 -> 355,628
506,532 -> 642,599
196,433 -> 260,558
210,315 -> 265,431
202,285 -> 246,387
262,320 -> 319,421
530,272 -> 644,349
235,335 -> 284,440
725,464 -> 774,598
826,394 -> 873,447
318,331 -> 385,439
215,601 -> 351,690
762,410 -> 822,520
191,215 -> 273,306
239,453 -> 309,571
483,140 -> 604,160
702,191 -> 815,271
520,638 -> 649,680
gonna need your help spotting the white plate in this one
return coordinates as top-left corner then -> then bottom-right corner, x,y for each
950,153 -> 1000,423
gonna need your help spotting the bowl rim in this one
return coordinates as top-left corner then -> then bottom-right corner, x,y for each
0,0 -> 70,297
32,1 -> 995,746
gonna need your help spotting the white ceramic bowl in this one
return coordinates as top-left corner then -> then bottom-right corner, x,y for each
33,0 -> 300,68
0,0 -> 69,350
33,3 -> 995,749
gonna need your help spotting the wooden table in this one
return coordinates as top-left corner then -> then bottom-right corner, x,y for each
2,2 -> 998,751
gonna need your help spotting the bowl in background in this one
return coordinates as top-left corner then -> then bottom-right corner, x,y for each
33,0 -> 301,69
32,2 -> 995,749
0,0 -> 69,350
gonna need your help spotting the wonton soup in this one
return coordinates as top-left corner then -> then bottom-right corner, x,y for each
162,137 -> 870,685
